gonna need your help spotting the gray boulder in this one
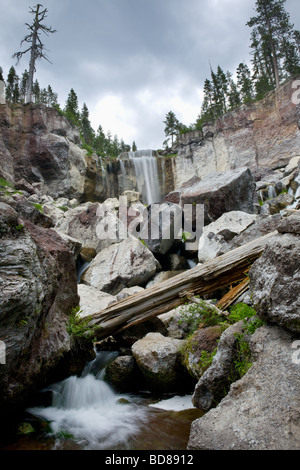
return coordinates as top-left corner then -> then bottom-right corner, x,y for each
82,237 -> 160,295
249,218 -> 300,333
192,321 -> 244,411
131,333 -> 186,392
188,325 -> 300,450
165,167 -> 256,225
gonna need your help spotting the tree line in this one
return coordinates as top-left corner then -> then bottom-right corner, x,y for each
0,4 -> 136,158
163,0 -> 300,148
0,65 -> 136,158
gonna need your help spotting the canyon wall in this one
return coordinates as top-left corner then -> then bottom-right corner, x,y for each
174,76 -> 300,187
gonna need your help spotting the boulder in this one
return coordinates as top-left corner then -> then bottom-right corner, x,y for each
249,218 -> 300,333
165,167 -> 256,226
78,284 -> 117,318
265,193 -> 295,214
181,325 -> 225,380
188,325 -> 300,450
82,237 -> 160,295
198,211 -> 257,263
55,201 -> 127,254
0,205 -> 79,413
192,321 -> 245,411
131,333 -> 186,392
105,355 -> 140,391
140,202 -> 183,255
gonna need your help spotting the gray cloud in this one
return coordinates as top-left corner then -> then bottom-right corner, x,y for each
1,0 -> 300,149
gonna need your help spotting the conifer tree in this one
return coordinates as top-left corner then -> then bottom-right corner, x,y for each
64,88 -> 80,126
5,66 -> 19,103
247,0 -> 300,88
13,4 -> 56,103
163,111 -> 179,146
80,103 -> 95,145
236,63 -> 254,103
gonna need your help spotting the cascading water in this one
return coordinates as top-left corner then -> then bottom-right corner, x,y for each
26,351 -> 148,450
119,150 -> 161,205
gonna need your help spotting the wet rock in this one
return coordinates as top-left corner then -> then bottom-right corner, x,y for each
105,356 -> 141,392
131,333 -> 186,392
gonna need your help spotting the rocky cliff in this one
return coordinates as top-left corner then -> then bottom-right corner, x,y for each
173,76 -> 300,187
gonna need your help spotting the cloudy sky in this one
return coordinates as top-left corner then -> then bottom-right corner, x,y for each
1,0 -> 300,149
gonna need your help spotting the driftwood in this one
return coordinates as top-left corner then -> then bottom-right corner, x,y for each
87,231 -> 277,341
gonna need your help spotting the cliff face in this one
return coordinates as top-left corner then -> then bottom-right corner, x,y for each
174,77 -> 300,187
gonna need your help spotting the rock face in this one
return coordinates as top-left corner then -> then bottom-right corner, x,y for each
0,202 -> 79,413
250,216 -> 300,333
174,77 -> 300,188
165,167 -> 256,225
188,326 -> 300,450
82,237 -> 160,295
188,214 -> 300,450
198,211 -> 258,263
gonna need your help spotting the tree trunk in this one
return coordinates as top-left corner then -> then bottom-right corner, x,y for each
25,5 -> 40,103
87,231 -> 277,341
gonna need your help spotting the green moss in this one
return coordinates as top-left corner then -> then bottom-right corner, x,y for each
32,203 -> 43,213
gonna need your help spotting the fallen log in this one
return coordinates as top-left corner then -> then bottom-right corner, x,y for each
87,230 -> 278,341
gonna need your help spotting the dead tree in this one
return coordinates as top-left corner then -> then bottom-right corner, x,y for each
13,4 -> 56,103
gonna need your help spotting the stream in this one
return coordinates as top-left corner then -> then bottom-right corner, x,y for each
1,351 -> 203,451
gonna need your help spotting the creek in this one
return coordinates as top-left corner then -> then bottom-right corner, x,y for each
1,351 -> 202,451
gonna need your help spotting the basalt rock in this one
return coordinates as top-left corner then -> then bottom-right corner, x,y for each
0,202 -> 79,415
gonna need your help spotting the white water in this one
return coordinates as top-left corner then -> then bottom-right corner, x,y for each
124,150 -> 161,205
27,352 -> 148,450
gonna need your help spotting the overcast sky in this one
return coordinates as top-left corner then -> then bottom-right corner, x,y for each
1,0 -> 300,149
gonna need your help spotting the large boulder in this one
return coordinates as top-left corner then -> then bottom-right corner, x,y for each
131,333 -> 187,392
198,211 -> 257,263
249,214 -> 300,333
55,201 -> 127,254
139,202 -> 183,255
82,237 -> 160,295
0,202 -> 79,413
165,167 -> 256,226
192,321 -> 245,411
188,325 -> 300,450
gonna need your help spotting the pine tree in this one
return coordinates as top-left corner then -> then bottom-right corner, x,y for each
227,71 -> 241,109
80,103 -> 95,145
13,4 -> 56,103
163,111 -> 179,147
20,70 -> 29,102
94,125 -> 106,156
32,79 -> 40,103
5,66 -> 19,103
236,63 -> 254,103
0,67 -> 4,82
132,141 -> 137,152
247,0 -> 300,88
64,88 -> 80,126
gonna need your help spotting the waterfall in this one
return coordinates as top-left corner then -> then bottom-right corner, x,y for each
26,351 -> 147,450
119,150 -> 161,205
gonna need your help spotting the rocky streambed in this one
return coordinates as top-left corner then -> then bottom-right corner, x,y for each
0,149 -> 300,449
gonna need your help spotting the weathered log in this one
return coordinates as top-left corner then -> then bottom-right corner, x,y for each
88,231 -> 278,340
